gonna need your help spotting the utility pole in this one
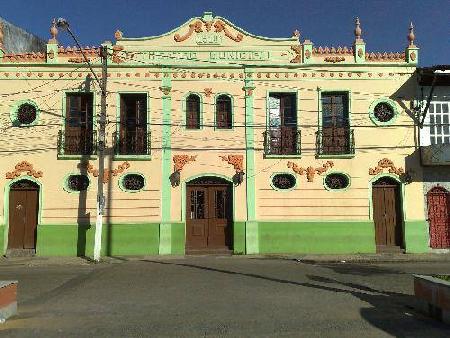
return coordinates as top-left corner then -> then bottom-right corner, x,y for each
56,18 -> 108,262
93,45 -> 108,262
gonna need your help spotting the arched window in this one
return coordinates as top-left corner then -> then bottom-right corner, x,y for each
186,94 -> 201,129
216,95 -> 232,129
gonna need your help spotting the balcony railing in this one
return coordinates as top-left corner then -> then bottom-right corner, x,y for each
316,128 -> 355,156
264,128 -> 301,156
58,130 -> 97,156
113,129 -> 151,156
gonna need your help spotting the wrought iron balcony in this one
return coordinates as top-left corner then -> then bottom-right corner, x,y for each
264,128 -> 301,156
57,130 -> 97,156
113,129 -> 151,155
316,128 -> 355,156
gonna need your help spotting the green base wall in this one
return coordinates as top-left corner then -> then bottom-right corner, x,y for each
170,222 -> 185,255
404,220 -> 429,253
258,221 -> 377,254
36,223 -> 160,257
233,221 -> 246,254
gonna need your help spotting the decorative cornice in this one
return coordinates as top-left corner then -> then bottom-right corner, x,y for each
365,52 -> 405,61
6,161 -> 43,179
287,161 -> 334,182
313,46 -> 353,55
173,155 -> 197,172
219,155 -> 244,172
369,158 -> 404,176
174,19 -> 243,43
86,161 -> 130,184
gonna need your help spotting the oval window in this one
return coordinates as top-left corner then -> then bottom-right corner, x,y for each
325,173 -> 349,190
67,174 -> 90,192
272,173 -> 296,190
373,102 -> 395,123
17,103 -> 38,125
122,174 -> 145,191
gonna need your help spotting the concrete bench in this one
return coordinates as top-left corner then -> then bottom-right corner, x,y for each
0,281 -> 18,323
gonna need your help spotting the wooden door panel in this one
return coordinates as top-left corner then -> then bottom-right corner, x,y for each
24,190 -> 38,249
186,187 -> 208,249
8,190 -> 27,249
372,187 -> 385,246
207,187 -> 228,248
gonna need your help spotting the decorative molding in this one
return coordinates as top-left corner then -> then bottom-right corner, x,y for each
86,161 -> 130,184
369,158 -> 404,176
410,51 -> 416,61
173,155 -> 197,172
204,88 -> 213,97
313,46 -> 353,55
68,57 -> 91,63
220,155 -> 244,172
159,86 -> 171,95
287,161 -> 334,182
290,45 -> 301,63
304,49 -> 311,59
6,161 -> 43,179
242,87 -> 254,96
366,51 -> 404,61
174,19 -> 243,43
324,56 -> 345,63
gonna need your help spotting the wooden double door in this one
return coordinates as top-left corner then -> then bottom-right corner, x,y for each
8,180 -> 39,251
186,178 -> 232,252
372,177 -> 404,252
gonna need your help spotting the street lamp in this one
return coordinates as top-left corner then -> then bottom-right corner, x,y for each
57,18 -> 108,262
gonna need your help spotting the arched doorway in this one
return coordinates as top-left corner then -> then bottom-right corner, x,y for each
427,186 -> 450,249
186,176 -> 233,253
371,176 -> 404,252
8,179 -> 40,253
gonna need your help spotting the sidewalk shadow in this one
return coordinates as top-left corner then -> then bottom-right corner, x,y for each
141,259 -> 450,336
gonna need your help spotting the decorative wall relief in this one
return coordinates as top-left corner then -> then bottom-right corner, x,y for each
287,161 -> 334,182
290,45 -> 302,63
369,158 -> 404,176
173,155 -> 197,172
220,155 -> 244,173
86,161 -> 130,184
324,56 -> 345,63
204,88 -> 213,97
6,161 -> 43,179
174,19 -> 243,43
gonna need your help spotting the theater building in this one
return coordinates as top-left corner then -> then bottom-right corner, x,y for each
0,12 -> 435,256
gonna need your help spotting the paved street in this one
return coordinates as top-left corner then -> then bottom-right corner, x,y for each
1,256 -> 450,337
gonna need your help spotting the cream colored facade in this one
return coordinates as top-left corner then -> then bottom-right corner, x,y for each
0,13 -> 431,256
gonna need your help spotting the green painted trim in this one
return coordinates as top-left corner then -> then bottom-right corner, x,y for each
9,99 -> 40,127
3,176 -> 43,254
244,73 -> 256,222
183,92 -> 204,130
323,171 -> 352,192
405,46 -> 419,65
159,70 -> 173,254
368,173 -> 406,222
114,91 -> 151,158
269,172 -> 298,192
368,97 -> 400,126
118,172 -> 147,193
62,172 -> 92,194
233,221 -> 246,254
213,92 -> 234,130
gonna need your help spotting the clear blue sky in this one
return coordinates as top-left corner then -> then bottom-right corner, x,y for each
1,0 -> 448,66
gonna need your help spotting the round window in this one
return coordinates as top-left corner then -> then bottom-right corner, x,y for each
17,103 -> 38,125
373,102 -> 395,123
122,174 -> 145,191
325,173 -> 349,190
272,173 -> 296,190
67,175 -> 90,192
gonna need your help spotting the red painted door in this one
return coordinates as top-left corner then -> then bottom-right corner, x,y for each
427,187 -> 450,248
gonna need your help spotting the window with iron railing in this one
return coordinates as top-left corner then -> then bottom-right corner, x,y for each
317,92 -> 354,155
265,93 -> 300,155
59,93 -> 95,156
116,94 -> 150,155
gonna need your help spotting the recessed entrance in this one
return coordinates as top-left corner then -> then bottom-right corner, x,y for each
8,179 -> 40,254
371,176 -> 404,253
186,176 -> 232,254
427,186 -> 450,249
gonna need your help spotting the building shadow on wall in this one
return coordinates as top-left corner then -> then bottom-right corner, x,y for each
76,156 -> 90,257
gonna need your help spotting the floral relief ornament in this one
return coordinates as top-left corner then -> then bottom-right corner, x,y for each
368,158 -> 404,176
86,161 -> 130,184
287,161 -> 334,182
6,161 -> 43,179
173,155 -> 197,172
174,19 -> 243,43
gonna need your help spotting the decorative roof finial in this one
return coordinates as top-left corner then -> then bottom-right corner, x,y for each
114,29 -> 123,40
354,17 -> 363,42
48,18 -> 58,44
292,29 -> 300,39
0,21 -> 4,51
407,22 -> 416,47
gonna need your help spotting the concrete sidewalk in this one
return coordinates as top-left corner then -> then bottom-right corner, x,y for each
1,252 -> 450,267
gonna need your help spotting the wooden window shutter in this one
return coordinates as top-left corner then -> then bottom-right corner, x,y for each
186,94 -> 200,129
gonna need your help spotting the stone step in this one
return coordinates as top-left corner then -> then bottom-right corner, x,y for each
6,249 -> 35,258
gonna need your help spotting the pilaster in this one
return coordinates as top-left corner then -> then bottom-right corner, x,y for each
302,40 -> 313,64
